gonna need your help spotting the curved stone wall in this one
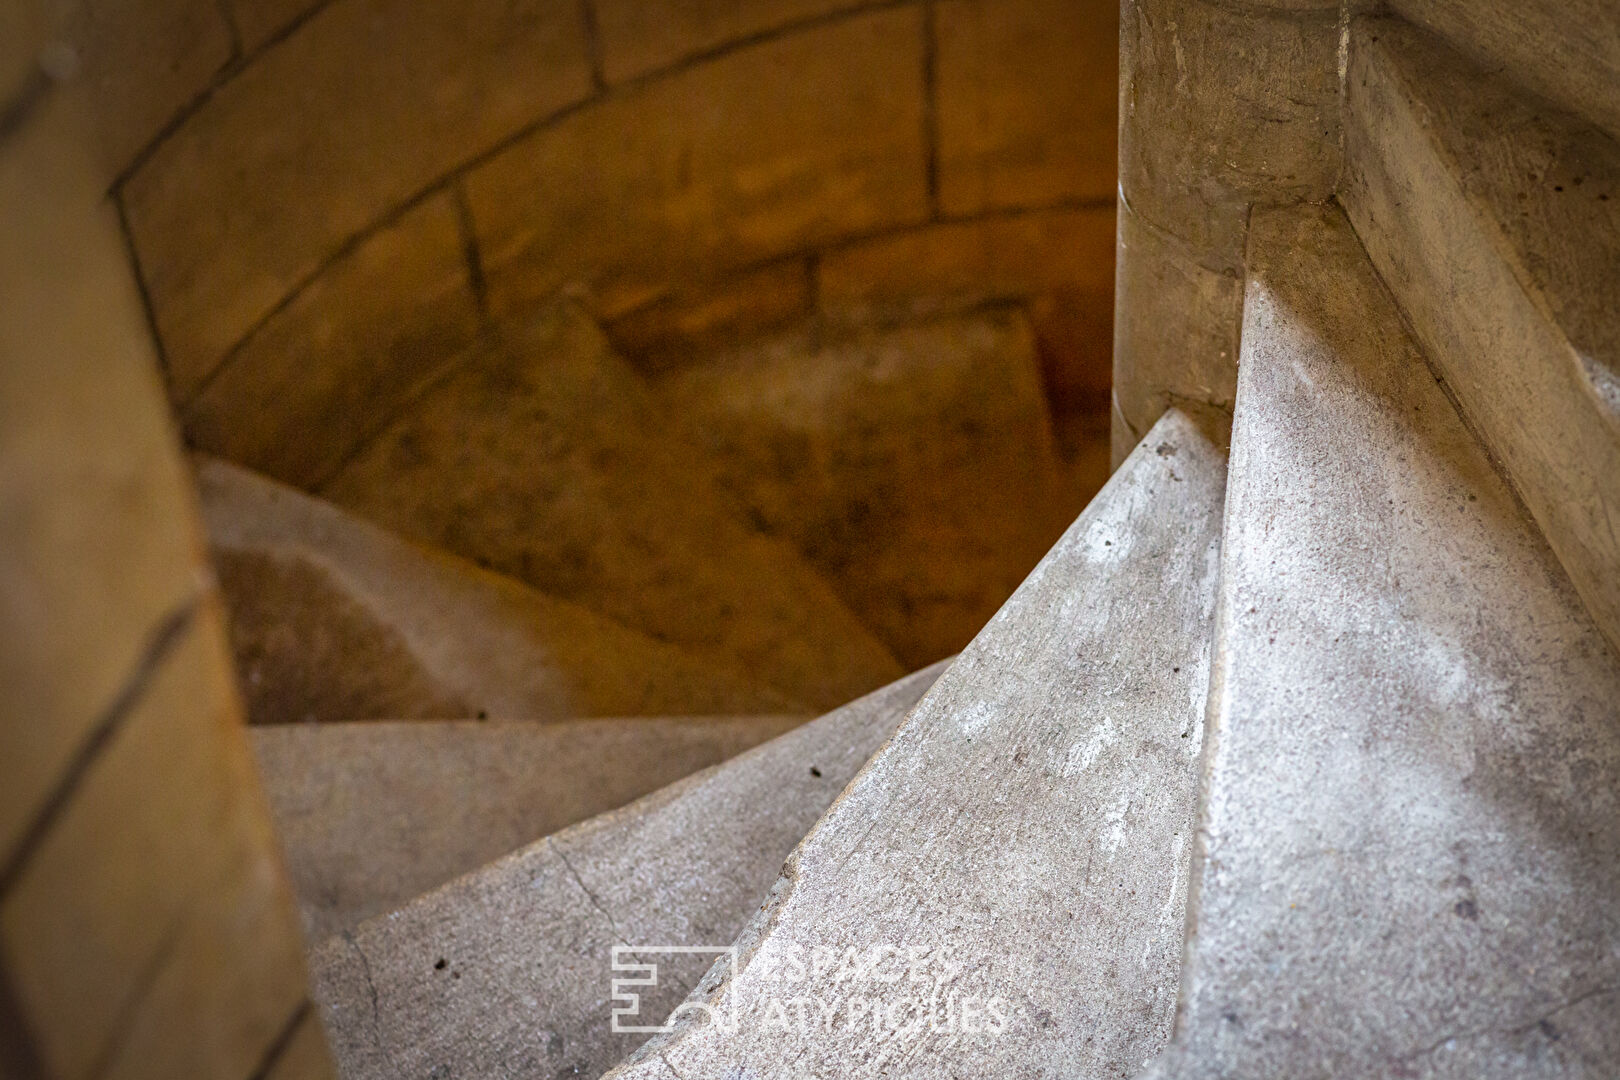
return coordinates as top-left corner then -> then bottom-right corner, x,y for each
73,0 -> 1117,490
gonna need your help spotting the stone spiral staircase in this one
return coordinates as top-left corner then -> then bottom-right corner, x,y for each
4,2 -> 1620,1079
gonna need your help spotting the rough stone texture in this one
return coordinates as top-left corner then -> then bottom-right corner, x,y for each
0,89 -> 328,1077
52,0 -> 234,182
1112,196 -> 1241,466
121,0 -> 592,398
593,0 -> 865,84
604,259 -> 812,374
199,456 -> 802,722
1118,0 -> 1341,259
934,0 -> 1117,214
308,663 -> 945,1080
1154,203 -> 1620,1079
181,191 -> 482,489
608,409 -> 1225,1080
1390,0 -> 1620,147
1342,17 -> 1620,659
653,310 -> 1076,667
253,715 -> 807,939
320,302 -> 903,710
817,205 -> 1117,414
467,6 -> 929,324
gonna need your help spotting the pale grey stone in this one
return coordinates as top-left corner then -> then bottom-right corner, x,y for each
252,715 -> 809,940
1341,17 -> 1620,658
607,408 -> 1226,1080
1151,203 -> 1620,1079
198,456 -> 803,722
307,663 -> 945,1080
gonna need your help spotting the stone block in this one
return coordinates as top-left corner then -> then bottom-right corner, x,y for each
1119,0 -> 1340,258
309,663 -> 943,1080
603,258 -> 811,374
320,302 -> 903,709
607,409 -> 1226,1080
53,0 -> 235,182
1,617 -> 309,1080
180,191 -> 481,489
935,0 -> 1117,214
1342,18 -> 1620,655
654,310 -> 1076,666
229,0 -> 320,52
594,0 -> 866,83
467,6 -> 929,324
199,456 -> 802,721
1112,195 -> 1241,462
818,205 -> 1117,410
0,98 -> 203,860
121,0 -> 592,398
1155,201 -> 1620,1078
1390,0 -> 1620,145
254,715 -> 809,937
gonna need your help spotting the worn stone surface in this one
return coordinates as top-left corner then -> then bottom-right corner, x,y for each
1153,203 -> 1620,1079
308,663 -> 945,1080
199,456 -> 802,722
121,0 -> 592,398
934,0 -> 1117,214
254,715 -> 807,939
467,6 -> 928,324
608,409 -> 1225,1080
1390,0 -> 1620,146
181,191 -> 482,488
320,302 -> 902,710
654,310 -> 1076,667
1112,196 -> 1241,466
593,0 -> 865,83
817,205 -> 1117,414
1119,0 -> 1340,259
1342,17 -> 1620,659
604,259 -> 812,374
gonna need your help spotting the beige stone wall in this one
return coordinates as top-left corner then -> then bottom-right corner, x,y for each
1113,0 -> 1343,460
65,0 -> 1116,490
1,25 -> 331,1077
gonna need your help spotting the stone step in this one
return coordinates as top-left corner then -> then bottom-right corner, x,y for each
1342,15 -> 1620,655
197,456 -> 803,723
252,714 -> 810,940
318,301 -> 905,710
604,408 -> 1227,1080
1149,203 -> 1620,1078
307,661 -> 947,1080
651,308 -> 1081,668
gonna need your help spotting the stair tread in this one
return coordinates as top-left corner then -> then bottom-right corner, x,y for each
607,409 -> 1225,1080
306,662 -> 945,1080
1157,203 -> 1620,1077
252,714 -> 810,940
1343,15 -> 1620,652
198,456 -> 803,722
653,308 -> 1079,667
318,301 -> 904,709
